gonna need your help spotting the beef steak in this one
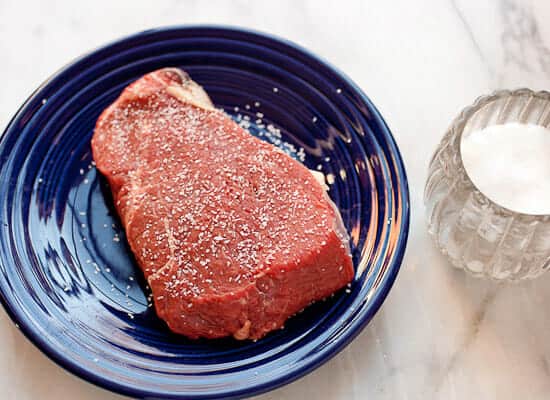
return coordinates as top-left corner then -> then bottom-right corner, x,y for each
92,68 -> 354,340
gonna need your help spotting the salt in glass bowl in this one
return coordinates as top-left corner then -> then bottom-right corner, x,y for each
425,89 -> 550,281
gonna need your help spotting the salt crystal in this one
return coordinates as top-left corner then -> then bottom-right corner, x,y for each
461,123 -> 550,214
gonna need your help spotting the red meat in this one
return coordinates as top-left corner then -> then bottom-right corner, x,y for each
91,68 -> 354,340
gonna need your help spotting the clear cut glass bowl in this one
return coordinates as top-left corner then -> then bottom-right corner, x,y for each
425,89 -> 550,281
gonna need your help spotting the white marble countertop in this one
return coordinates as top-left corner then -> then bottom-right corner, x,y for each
2,1 -> 550,399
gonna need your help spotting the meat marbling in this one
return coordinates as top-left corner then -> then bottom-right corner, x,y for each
92,68 -> 354,340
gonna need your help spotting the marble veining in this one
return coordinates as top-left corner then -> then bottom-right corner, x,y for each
1,0 -> 550,399
500,0 -> 550,78
450,0 -> 495,77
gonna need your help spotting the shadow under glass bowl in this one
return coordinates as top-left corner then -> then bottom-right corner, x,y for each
0,26 -> 409,399
425,88 -> 550,281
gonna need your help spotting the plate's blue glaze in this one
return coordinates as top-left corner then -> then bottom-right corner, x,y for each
0,26 -> 409,399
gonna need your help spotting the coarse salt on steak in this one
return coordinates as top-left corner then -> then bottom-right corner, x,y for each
91,68 -> 354,340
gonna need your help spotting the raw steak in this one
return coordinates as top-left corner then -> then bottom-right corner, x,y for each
92,68 -> 354,340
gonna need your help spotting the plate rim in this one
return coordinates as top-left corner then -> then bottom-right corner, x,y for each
0,25 -> 410,399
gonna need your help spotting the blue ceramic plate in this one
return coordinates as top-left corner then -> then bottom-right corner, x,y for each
0,26 -> 409,399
